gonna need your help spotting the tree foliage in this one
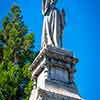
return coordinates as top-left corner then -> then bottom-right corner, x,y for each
0,4 -> 37,100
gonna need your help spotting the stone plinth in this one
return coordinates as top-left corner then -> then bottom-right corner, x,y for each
29,46 -> 83,100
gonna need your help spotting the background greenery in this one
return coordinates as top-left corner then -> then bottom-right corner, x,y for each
0,4 -> 37,100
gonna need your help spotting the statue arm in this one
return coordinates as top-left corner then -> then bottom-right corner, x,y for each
42,0 -> 50,16
60,9 -> 66,33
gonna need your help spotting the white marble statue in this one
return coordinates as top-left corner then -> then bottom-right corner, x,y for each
41,0 -> 65,48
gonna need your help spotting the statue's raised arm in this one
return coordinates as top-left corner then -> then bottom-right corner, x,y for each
42,0 -> 50,15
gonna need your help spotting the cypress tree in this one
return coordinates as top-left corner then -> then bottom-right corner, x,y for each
0,4 -> 37,100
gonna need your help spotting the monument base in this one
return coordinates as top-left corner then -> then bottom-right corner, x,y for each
29,88 -> 82,100
29,46 -> 83,100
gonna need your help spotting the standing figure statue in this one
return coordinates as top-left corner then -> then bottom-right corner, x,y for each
41,0 -> 65,48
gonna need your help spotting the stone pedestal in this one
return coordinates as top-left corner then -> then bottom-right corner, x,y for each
29,46 -> 83,100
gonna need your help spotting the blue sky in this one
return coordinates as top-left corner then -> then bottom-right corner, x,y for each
0,0 -> 99,100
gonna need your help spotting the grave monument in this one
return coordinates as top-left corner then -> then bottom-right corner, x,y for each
29,0 -> 83,100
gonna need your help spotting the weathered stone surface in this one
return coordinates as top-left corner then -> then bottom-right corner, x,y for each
29,88 -> 82,100
29,46 -> 78,72
29,46 -> 83,100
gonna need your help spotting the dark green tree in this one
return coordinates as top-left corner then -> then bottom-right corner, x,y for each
0,4 -> 37,100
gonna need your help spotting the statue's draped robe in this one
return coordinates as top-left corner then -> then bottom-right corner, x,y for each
42,0 -> 61,47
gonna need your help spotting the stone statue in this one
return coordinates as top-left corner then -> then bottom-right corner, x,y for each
41,0 -> 65,48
